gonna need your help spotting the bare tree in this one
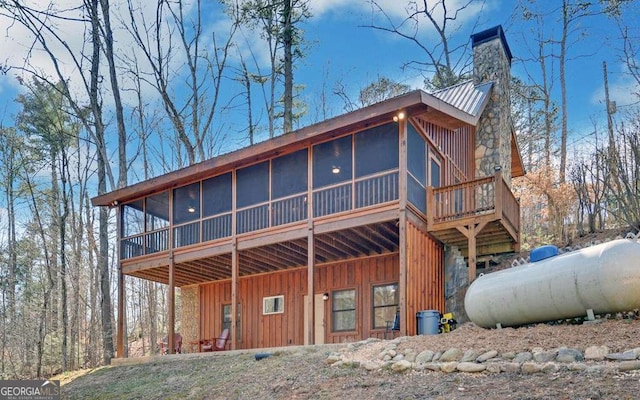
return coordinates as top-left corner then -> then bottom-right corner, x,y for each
124,0 -> 238,165
366,0 -> 480,90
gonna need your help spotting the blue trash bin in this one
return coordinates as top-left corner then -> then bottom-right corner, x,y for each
416,310 -> 440,335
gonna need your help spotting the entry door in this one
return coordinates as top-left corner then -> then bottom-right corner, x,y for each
303,294 -> 326,345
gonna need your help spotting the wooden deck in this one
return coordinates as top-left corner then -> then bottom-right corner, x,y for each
426,171 -> 519,280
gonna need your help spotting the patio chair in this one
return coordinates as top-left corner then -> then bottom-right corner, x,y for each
201,328 -> 230,352
159,332 -> 182,355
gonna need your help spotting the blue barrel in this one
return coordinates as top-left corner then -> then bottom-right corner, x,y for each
416,310 -> 440,335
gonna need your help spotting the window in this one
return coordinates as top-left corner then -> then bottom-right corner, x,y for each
272,149 -> 308,199
430,155 -> 441,188
313,136 -> 352,188
407,125 -> 426,184
222,303 -> 241,340
372,283 -> 399,329
263,295 -> 284,315
354,123 -> 398,178
236,161 -> 270,208
173,182 -> 201,224
332,289 -> 356,332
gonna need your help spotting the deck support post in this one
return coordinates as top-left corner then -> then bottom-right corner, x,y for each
306,222 -> 315,345
457,221 -> 488,283
398,115 -> 408,335
168,251 -> 175,354
117,265 -> 124,358
231,238 -> 238,350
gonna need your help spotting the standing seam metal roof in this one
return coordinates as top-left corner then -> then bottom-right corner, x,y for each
431,80 -> 493,117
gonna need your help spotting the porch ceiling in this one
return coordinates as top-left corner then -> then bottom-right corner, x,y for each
127,220 -> 400,287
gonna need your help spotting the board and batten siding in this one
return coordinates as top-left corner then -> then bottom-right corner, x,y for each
405,220 -> 445,335
198,253 -> 402,349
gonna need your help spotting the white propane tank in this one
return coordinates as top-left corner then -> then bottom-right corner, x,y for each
464,239 -> 640,328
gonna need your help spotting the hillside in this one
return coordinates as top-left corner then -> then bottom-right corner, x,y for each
59,318 -> 640,399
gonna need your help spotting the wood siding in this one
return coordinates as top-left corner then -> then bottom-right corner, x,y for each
405,220 -> 444,335
413,117 -> 474,184
198,253 -> 399,349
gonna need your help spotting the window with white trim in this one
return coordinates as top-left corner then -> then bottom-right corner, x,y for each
263,295 -> 284,315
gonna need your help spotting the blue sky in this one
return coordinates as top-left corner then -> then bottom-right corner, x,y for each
0,0 -> 638,169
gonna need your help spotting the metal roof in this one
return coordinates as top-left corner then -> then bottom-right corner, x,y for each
431,80 -> 493,117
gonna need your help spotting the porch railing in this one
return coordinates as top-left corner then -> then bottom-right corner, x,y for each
429,171 -> 518,228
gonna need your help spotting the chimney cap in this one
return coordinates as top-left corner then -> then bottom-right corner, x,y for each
471,25 -> 512,65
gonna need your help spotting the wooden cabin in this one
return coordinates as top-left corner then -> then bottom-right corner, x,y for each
92,26 -> 524,356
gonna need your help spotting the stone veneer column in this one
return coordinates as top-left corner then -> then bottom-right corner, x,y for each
180,286 -> 199,352
472,26 -> 513,185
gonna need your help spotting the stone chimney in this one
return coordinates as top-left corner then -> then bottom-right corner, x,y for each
472,25 -> 513,184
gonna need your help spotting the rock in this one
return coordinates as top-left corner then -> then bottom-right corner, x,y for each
556,348 -> 584,363
378,352 -> 387,360
585,365 -> 614,374
424,363 -> 441,371
383,354 -> 392,361
521,362 -> 543,374
460,350 -> 480,363
584,346 -> 610,361
476,350 -> 498,363
567,363 -> 587,371
440,362 -> 458,373
623,348 -> 640,358
363,362 -> 380,371
391,360 -> 412,372
457,362 -> 486,373
605,352 -> 637,361
387,349 -> 397,357
392,354 -> 404,362
415,350 -> 435,364
404,350 -> 417,363
440,348 -> 463,362
432,351 -> 443,362
501,352 -> 516,360
618,360 -> 640,372
532,348 -> 557,363
325,355 -> 341,365
500,363 -> 521,373
485,363 -> 501,374
513,352 -> 533,364
541,363 -> 559,373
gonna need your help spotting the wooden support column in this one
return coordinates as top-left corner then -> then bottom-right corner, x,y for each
457,221 -> 488,283
116,204 -> 125,358
306,221 -> 315,345
231,238 -> 238,350
117,265 -> 124,358
168,251 -> 175,354
397,115 -> 408,335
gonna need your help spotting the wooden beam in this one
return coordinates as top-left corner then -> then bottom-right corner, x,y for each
314,207 -> 399,234
237,225 -> 308,251
173,242 -> 234,264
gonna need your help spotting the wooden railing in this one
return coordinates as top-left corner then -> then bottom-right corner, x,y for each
430,176 -> 495,224
428,171 -> 519,229
121,170 -> 399,257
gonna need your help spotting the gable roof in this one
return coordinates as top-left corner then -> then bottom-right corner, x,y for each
432,80 -> 493,118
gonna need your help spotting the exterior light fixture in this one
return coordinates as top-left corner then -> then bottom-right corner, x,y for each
331,166 -> 341,174
393,112 -> 406,122
322,293 -> 329,301
187,205 -> 196,213
494,165 -> 502,172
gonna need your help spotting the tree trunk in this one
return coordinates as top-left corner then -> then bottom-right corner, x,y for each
282,0 -> 293,133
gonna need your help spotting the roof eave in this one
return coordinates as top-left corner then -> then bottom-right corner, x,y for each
92,90 -> 434,207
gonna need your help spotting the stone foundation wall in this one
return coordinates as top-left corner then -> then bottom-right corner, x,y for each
444,246 -> 469,324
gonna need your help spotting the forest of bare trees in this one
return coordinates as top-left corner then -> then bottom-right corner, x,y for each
0,0 -> 638,379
